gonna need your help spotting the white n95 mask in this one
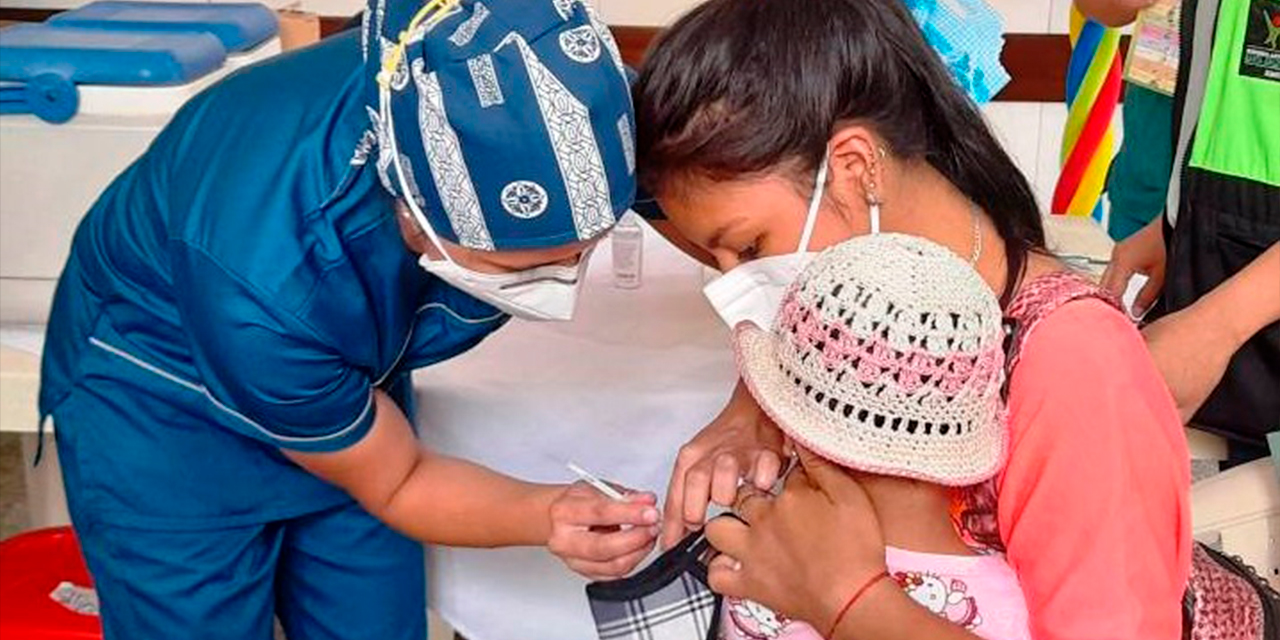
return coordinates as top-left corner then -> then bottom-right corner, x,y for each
417,249 -> 592,322
702,251 -> 814,331
705,151 -> 877,330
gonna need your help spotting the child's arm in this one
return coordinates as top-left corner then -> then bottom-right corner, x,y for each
288,390 -> 660,579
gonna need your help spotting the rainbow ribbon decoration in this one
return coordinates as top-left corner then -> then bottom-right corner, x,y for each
1052,5 -> 1123,220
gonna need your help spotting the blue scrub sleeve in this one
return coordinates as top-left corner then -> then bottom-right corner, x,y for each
172,244 -> 377,453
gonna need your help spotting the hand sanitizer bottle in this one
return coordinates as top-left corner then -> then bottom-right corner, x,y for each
612,212 -> 643,289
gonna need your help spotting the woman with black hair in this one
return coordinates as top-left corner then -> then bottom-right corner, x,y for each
633,0 -> 1191,638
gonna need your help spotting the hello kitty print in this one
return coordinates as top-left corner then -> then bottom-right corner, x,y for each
719,547 -> 1031,640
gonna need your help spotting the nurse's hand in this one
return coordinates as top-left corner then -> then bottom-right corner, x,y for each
548,483 -> 661,580
662,379 -> 787,549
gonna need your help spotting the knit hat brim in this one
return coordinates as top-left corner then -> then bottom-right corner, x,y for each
733,322 -> 1006,487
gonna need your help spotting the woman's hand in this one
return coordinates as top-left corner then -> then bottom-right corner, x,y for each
1101,217 -> 1166,318
703,449 -> 982,640
547,482 -> 661,580
661,379 -> 788,549
704,447 -> 888,633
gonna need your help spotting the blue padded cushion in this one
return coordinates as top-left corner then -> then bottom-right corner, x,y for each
50,1 -> 279,52
0,24 -> 226,86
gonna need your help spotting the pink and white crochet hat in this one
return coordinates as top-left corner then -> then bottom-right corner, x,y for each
734,234 -> 1008,486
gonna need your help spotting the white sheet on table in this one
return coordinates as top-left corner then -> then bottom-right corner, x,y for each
413,223 -> 738,640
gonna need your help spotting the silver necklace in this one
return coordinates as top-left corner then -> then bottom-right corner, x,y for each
968,204 -> 983,266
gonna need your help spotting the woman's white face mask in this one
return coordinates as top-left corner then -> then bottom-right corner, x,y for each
381,88 -> 592,322
703,152 -> 879,330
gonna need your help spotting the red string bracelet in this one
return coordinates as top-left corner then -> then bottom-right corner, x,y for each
823,569 -> 890,640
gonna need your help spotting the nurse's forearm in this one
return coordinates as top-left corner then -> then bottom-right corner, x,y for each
379,453 -> 560,548
286,391 -> 558,548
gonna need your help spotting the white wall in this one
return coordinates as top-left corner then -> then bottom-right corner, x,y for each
599,0 -> 1125,216
0,0 -> 1119,215
289,0 -> 1085,32
599,0 -> 1094,32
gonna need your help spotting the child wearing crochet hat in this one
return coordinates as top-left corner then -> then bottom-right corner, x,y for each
723,234 -> 1030,640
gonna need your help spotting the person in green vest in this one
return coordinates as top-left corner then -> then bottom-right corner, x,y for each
1085,0 -> 1279,462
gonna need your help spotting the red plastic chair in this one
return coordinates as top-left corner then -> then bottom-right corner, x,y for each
0,527 -> 102,640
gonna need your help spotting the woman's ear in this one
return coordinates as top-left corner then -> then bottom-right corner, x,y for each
826,125 -> 883,208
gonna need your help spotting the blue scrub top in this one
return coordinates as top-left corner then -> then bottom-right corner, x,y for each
40,30 -> 509,530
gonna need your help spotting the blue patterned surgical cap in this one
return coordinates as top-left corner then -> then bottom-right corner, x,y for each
363,0 -> 636,250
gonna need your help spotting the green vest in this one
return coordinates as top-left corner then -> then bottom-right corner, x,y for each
1189,0 -> 1280,187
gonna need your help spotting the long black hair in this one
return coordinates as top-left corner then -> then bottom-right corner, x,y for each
634,0 -> 1045,304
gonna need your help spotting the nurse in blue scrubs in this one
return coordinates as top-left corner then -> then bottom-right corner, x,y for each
38,1 -> 658,637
